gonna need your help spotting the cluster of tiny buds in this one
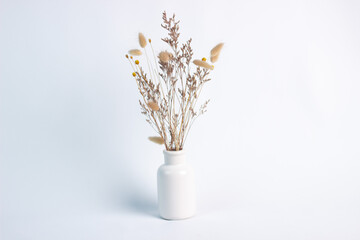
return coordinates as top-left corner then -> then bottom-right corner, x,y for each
125,54 -> 133,59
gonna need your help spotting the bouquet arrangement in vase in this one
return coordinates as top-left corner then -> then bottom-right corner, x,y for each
124,11 -> 224,220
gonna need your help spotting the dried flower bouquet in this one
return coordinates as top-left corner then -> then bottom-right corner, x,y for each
125,12 -> 223,151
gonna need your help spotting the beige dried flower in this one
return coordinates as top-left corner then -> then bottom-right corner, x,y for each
139,32 -> 147,48
193,59 -> 214,70
148,136 -> 165,145
147,101 -> 160,111
128,49 -> 142,56
210,43 -> 224,57
210,54 -> 219,63
158,51 -> 172,63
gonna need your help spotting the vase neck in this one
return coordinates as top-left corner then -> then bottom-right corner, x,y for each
163,150 -> 186,165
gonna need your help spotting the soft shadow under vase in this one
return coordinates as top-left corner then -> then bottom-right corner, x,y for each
157,150 -> 196,220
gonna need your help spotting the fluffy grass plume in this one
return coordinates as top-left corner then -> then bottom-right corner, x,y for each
159,51 -> 172,63
128,49 -> 142,56
148,136 -> 165,145
193,59 -> 214,70
210,54 -> 219,63
138,33 -> 147,48
210,43 -> 224,57
147,101 -> 160,111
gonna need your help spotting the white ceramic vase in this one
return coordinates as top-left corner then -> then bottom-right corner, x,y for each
157,150 -> 196,220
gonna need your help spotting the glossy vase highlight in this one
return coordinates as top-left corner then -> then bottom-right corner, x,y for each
157,150 -> 196,220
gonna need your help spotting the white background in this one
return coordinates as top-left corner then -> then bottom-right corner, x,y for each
1,0 -> 360,239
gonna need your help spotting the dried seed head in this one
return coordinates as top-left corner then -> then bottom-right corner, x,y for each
148,136 -> 164,145
158,51 -> 171,63
130,56 -> 133,59
135,60 -> 139,65
210,43 -> 224,57
125,54 -> 129,58
128,49 -> 142,56
193,59 -> 214,70
202,57 -> 207,61
147,101 -> 160,111
149,39 -> 152,43
210,54 -> 219,63
138,32 -> 147,48
132,72 -> 136,77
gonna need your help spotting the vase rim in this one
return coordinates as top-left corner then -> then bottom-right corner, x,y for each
163,149 -> 186,155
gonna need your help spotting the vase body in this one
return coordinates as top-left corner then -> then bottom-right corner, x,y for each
157,150 -> 196,220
